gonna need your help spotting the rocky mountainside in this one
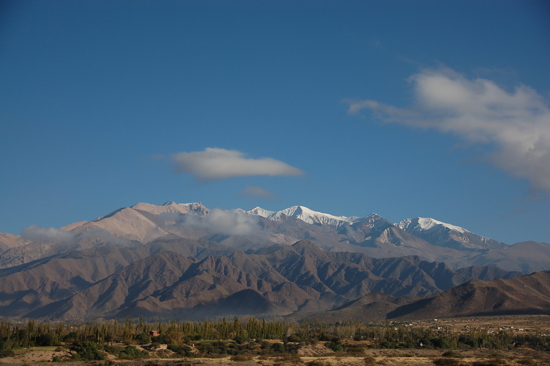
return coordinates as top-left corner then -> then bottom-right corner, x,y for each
396,217 -> 507,250
0,233 -> 29,252
1,201 -> 549,273
0,239 -> 522,321
306,271 -> 550,323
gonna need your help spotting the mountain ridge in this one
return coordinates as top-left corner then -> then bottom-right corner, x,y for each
2,201 -> 548,274
0,239 -> 524,321
306,271 -> 550,323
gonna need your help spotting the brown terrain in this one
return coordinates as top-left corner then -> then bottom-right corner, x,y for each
0,238 -> 524,321
2,349 -> 550,365
0,201 -> 548,329
306,271 -> 550,323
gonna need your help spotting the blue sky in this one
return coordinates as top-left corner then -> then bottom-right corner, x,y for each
1,1 -> 549,244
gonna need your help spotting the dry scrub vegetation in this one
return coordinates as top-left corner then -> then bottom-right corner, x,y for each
1,315 -> 550,365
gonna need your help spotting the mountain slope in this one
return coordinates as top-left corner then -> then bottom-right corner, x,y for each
0,238 -> 232,318
0,246 -> 145,317
307,271 -> 550,323
27,251 -> 196,319
388,271 -> 550,320
397,217 -> 507,250
4,240 -> 523,321
0,233 -> 29,253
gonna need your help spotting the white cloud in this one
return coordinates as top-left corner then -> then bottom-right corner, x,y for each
237,186 -> 278,200
172,148 -> 304,182
20,225 -> 133,246
346,68 -> 550,191
21,225 -> 75,243
181,208 -> 261,236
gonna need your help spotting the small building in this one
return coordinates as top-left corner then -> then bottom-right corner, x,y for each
149,330 -> 160,337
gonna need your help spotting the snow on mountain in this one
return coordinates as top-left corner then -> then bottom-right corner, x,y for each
246,207 -> 276,218
397,217 -> 466,234
85,202 -> 505,249
162,202 -> 387,229
246,205 -> 359,226
97,201 -> 388,231
160,201 -> 210,216
396,217 -> 507,250
66,201 -> 507,251
2,201 -> 525,273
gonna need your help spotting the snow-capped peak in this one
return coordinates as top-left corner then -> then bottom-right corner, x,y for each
397,217 -> 466,233
160,201 -> 209,216
395,217 -> 507,249
246,207 -> 276,218
248,205 -> 358,226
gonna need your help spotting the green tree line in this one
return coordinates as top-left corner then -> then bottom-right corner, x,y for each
1,317 -> 549,358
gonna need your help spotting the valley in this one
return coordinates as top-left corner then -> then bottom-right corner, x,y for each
1,315 -> 550,365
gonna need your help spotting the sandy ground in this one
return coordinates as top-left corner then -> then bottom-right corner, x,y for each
2,348 -> 550,365
0,348 -> 69,364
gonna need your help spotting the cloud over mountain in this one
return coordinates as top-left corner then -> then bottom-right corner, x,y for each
20,224 -> 134,247
173,208 -> 263,236
347,68 -> 550,191
21,225 -> 75,243
172,148 -> 304,181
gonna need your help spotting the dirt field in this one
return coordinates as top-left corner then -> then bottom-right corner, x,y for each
2,348 -> 550,366
405,314 -> 550,335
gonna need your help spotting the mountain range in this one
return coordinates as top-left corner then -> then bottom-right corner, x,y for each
0,239 -> 522,321
0,201 -> 548,321
1,201 -> 548,273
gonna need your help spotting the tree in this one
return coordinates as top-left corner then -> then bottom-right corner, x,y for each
73,341 -> 104,361
135,333 -> 151,345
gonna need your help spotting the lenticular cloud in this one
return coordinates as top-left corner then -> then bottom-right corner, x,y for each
346,68 -> 550,191
172,148 -> 304,182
